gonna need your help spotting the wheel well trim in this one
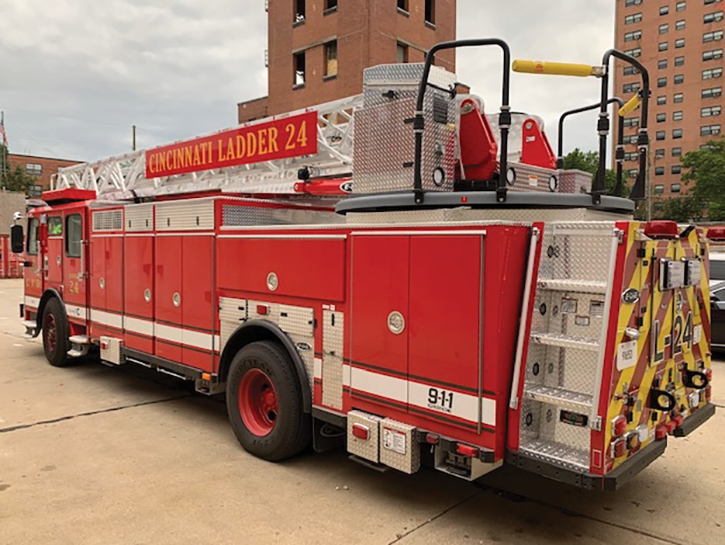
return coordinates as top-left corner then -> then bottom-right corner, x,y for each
36,289 -> 67,336
219,319 -> 312,413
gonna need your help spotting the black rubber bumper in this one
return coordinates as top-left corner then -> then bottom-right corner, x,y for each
507,438 -> 668,492
674,403 -> 716,437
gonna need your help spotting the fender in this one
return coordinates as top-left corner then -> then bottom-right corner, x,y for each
218,319 -> 312,413
35,288 -> 66,337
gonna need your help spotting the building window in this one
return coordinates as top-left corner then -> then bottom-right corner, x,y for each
657,95 -> 667,105
671,165 -> 683,175
294,0 -> 305,23
673,110 -> 684,121
671,183 -> 682,193
672,147 -> 682,156
624,151 -> 639,161
625,65 -> 639,75
703,67 -> 723,79
656,130 -> 666,140
674,56 -> 685,66
655,166 -> 665,176
324,40 -> 337,78
676,1 -> 686,12
324,0 -> 337,11
701,124 -> 722,136
659,41 -> 669,51
66,214 -> 82,258
675,38 -> 686,48
624,82 -> 641,93
627,169 -> 639,178
624,135 -> 638,144
705,0 -> 723,4
29,185 -> 42,198
624,47 -> 642,57
674,92 -> 684,102
657,60 -> 668,70
657,113 -> 667,122
659,23 -> 669,34
674,74 -> 685,84
624,117 -> 640,127
656,148 -> 666,158
702,86 -> 723,98
658,77 -> 668,88
293,51 -> 306,87
625,13 -> 643,24
396,42 -> 409,63
626,0 -> 643,5
676,19 -> 686,30
654,184 -> 665,194
704,11 -> 724,23
25,163 -> 42,175
704,30 -> 724,42
703,48 -> 724,61
397,0 -> 409,13
425,0 -> 435,24
625,30 -> 643,42
673,128 -> 683,139
702,105 -> 722,117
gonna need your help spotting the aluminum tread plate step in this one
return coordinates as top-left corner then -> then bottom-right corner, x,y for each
518,438 -> 589,472
537,279 -> 608,294
532,333 -> 599,351
524,385 -> 593,412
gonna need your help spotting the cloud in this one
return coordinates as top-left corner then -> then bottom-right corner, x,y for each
0,0 -> 613,163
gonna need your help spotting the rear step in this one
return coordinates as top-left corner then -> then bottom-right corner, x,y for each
519,438 -> 589,472
524,385 -> 593,412
22,319 -> 37,338
531,333 -> 599,351
537,279 -> 607,294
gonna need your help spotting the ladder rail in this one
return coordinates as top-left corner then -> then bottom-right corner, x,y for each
52,94 -> 363,200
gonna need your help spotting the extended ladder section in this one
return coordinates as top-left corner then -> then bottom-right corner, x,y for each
52,95 -> 361,201
518,222 -> 622,471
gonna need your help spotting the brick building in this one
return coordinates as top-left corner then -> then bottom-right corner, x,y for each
7,153 -> 80,197
238,0 -> 456,123
614,0 -> 724,205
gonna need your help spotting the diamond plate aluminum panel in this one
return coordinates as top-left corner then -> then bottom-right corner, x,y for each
93,210 -> 123,232
278,305 -> 314,338
519,437 -> 589,471
156,199 -> 214,231
379,419 -> 420,474
219,297 -> 247,351
100,336 -> 123,365
248,300 -> 281,323
221,204 -> 340,227
124,203 -> 154,232
288,333 -> 315,389
322,310 -> 344,410
347,411 -> 382,463
538,404 -> 591,451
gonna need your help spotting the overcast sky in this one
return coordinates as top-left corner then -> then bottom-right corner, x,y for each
0,0 -> 614,162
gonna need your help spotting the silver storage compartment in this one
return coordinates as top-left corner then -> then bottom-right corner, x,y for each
353,64 -> 457,194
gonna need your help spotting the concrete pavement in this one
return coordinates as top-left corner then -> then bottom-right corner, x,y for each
1,278 -> 723,545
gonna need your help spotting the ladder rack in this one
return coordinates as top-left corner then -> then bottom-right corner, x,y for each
52,95 -> 362,201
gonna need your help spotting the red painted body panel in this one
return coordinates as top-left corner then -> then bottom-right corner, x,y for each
124,235 -> 154,353
182,236 -> 214,372
155,236 -> 183,362
105,237 -> 124,313
216,237 -> 346,302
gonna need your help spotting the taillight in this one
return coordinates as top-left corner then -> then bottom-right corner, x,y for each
644,220 -> 678,239
655,425 -> 668,440
626,432 -> 640,451
612,439 -> 627,458
352,424 -> 369,440
611,415 -> 627,437
707,227 -> 725,241
456,443 -> 479,458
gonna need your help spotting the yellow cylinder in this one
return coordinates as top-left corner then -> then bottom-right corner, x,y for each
618,94 -> 642,117
512,60 -> 598,78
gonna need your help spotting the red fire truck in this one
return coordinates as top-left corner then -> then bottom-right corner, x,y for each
11,40 -> 717,490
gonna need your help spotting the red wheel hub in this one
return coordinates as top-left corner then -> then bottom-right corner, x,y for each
44,313 -> 57,354
238,369 -> 278,436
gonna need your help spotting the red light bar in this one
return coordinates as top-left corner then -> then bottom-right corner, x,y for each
707,227 -> 725,241
644,221 -> 679,240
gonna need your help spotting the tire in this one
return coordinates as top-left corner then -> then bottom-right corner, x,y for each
226,341 -> 311,462
41,298 -> 70,367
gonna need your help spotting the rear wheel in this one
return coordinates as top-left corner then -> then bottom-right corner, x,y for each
42,298 -> 69,367
226,341 -> 310,461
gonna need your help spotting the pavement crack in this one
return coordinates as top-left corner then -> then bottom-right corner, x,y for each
387,489 -> 484,544
0,395 -> 190,433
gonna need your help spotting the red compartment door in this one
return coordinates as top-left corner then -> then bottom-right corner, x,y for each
350,235 -> 409,410
408,235 -> 486,431
181,235 -> 214,372
124,235 -> 154,353
155,236 -> 183,362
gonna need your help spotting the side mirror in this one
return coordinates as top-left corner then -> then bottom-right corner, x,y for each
10,224 -> 24,254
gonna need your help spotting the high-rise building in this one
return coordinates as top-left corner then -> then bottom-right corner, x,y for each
237,0 -> 456,123
614,0 -> 724,204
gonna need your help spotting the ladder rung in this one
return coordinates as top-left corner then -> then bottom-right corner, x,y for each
532,333 -> 599,351
524,385 -> 593,412
537,279 -> 608,294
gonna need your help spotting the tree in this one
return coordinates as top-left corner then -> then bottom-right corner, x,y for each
652,195 -> 702,223
682,137 -> 725,220
0,144 -> 35,195
562,148 -> 623,195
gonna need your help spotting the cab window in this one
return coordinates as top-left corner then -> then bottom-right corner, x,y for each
27,218 -> 39,255
48,216 -> 63,236
66,214 -> 82,258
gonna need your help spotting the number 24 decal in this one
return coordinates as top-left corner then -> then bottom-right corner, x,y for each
654,311 -> 692,363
